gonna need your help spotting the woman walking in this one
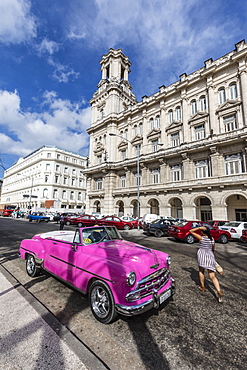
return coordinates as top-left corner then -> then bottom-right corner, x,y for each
189,226 -> 223,302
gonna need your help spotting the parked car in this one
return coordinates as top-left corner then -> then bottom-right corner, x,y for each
63,214 -> 79,225
92,212 -> 105,219
53,213 -> 61,223
65,214 -> 98,227
168,221 -> 231,244
206,220 -> 228,228
19,226 -> 175,324
97,216 -> 134,230
241,229 -> 247,242
27,212 -> 50,223
120,216 -> 138,228
219,221 -> 247,239
144,219 -> 174,237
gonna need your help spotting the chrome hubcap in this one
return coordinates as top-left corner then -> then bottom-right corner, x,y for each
91,286 -> 110,318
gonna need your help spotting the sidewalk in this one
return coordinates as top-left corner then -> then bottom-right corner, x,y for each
0,265 -> 107,370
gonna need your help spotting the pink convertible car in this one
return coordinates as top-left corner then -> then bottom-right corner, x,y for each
19,226 -> 175,324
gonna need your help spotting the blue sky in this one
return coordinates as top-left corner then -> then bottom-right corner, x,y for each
0,0 -> 246,178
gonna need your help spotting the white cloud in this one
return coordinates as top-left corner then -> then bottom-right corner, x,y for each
66,0 -> 241,96
47,57 -> 80,83
36,38 -> 60,55
0,0 -> 37,44
0,89 -> 91,157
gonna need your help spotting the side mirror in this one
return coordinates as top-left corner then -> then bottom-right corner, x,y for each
71,244 -> 78,251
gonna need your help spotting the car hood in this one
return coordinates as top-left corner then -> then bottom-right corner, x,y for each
83,239 -> 168,276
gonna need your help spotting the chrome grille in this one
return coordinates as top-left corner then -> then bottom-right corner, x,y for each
136,268 -> 170,299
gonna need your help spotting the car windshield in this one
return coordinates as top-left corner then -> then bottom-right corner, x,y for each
151,219 -> 162,224
176,221 -> 188,227
82,226 -> 122,244
224,222 -> 241,227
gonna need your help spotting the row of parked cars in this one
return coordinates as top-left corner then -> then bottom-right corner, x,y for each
63,214 -> 139,230
143,218 -> 247,243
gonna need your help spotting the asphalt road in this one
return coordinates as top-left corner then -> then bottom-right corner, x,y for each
0,217 -> 246,370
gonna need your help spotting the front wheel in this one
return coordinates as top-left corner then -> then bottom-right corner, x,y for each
28,218 -> 32,222
154,229 -> 163,238
219,234 -> 228,244
77,222 -> 84,227
26,255 -> 40,277
66,221 -> 71,225
89,280 -> 117,324
185,234 -> 195,244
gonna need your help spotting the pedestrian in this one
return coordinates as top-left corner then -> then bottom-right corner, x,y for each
59,215 -> 65,230
189,226 -> 223,302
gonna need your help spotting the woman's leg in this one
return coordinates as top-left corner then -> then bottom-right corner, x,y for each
208,270 -> 223,302
198,267 -> 206,290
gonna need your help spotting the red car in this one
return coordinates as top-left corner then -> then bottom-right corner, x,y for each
206,220 -> 228,228
168,221 -> 231,244
241,229 -> 247,242
65,214 -> 98,227
97,216 -> 134,230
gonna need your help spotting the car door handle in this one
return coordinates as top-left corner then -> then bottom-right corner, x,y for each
52,242 -> 58,244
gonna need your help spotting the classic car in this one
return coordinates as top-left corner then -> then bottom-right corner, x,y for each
97,216 -> 134,230
19,226 -> 175,324
120,216 -> 138,228
168,221 -> 231,244
27,212 -> 50,223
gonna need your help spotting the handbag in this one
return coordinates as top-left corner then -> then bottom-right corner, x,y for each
216,262 -> 223,274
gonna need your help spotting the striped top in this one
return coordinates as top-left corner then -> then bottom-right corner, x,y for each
197,236 -> 216,272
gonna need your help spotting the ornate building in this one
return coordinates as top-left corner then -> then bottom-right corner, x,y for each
1,146 -> 87,212
85,41 -> 247,221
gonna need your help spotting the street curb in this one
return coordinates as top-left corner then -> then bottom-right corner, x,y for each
0,265 -> 109,370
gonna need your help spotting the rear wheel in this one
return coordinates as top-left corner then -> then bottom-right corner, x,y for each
123,224 -> 130,230
154,229 -> 163,238
219,234 -> 228,244
77,222 -> 84,227
66,221 -> 71,225
28,218 -> 32,222
26,255 -> 40,277
89,280 -> 117,324
185,234 -> 195,244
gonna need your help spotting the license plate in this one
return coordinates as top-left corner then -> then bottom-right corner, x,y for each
159,289 -> 171,304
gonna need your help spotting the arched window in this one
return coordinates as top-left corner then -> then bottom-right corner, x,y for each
200,96 -> 207,111
70,191 -> 74,200
133,125 -> 138,136
53,189 -> 58,198
139,123 -> 143,135
175,106 -> 181,121
62,190 -> 67,199
191,100 -> 197,115
43,188 -> 48,198
150,118 -> 154,130
168,110 -> 173,123
218,88 -> 226,104
78,192 -> 82,200
155,115 -> 160,128
229,83 -> 237,100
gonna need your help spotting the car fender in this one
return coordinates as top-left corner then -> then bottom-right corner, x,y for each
19,239 -> 46,261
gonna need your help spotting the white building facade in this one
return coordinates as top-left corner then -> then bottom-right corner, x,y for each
85,41 -> 247,221
1,146 -> 87,212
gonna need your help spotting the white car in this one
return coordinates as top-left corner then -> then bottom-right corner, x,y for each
44,213 -> 55,221
219,221 -> 247,239
121,216 -> 137,222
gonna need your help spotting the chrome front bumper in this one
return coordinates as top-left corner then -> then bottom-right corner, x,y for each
115,279 -> 175,317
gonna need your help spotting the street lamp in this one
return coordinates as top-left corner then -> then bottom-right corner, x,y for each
109,133 -> 163,230
17,173 -> 34,210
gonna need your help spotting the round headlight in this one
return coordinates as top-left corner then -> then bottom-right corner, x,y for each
166,256 -> 172,265
127,271 -> 136,286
